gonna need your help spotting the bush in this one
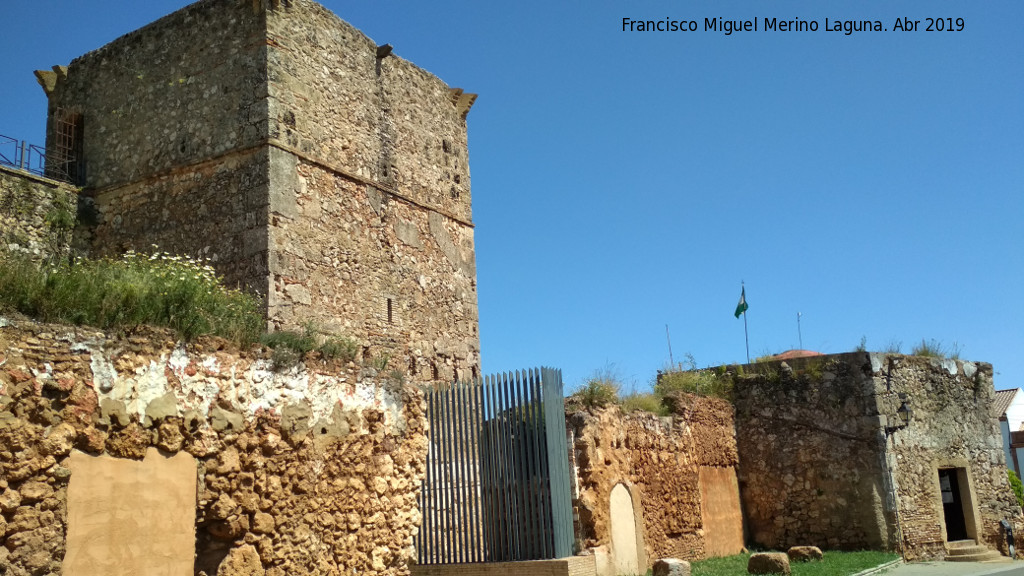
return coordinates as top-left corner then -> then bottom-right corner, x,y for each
911,338 -> 961,359
573,374 -> 620,408
621,392 -> 667,416
1010,470 -> 1024,508
0,251 -> 263,344
261,324 -> 361,369
656,368 -> 733,401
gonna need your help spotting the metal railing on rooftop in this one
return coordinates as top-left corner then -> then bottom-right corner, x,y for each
0,133 -> 77,184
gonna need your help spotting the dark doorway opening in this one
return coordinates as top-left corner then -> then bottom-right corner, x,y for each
939,468 -> 968,541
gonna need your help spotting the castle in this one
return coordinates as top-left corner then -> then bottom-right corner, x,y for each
33,0 -> 481,385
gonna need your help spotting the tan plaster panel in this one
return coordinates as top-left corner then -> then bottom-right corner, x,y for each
63,448 -> 197,576
698,466 -> 744,558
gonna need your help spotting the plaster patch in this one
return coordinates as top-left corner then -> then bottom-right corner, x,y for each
940,358 -> 958,376
963,362 -> 977,379
869,354 -> 885,375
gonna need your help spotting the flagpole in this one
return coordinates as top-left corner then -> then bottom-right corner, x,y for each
743,309 -> 750,364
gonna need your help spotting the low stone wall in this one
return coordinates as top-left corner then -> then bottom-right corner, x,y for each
733,353 -> 1024,561
0,316 -> 428,576
734,355 -> 894,552
566,394 -> 743,569
0,167 -> 79,263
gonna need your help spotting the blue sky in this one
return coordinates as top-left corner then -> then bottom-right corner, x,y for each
2,1 -> 1021,393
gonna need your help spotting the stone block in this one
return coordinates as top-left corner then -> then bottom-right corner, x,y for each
787,546 -> 823,562
653,558 -> 691,576
748,552 -> 790,575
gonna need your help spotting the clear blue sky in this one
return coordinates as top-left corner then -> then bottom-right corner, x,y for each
2,1 -> 1021,393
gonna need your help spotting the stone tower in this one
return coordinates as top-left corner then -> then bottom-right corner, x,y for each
35,0 -> 480,383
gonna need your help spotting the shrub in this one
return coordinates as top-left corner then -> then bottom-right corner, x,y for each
261,323 -> 361,369
0,250 -> 263,344
573,374 -> 620,409
911,338 -> 961,359
318,336 -> 359,363
1010,471 -> 1024,508
621,392 -> 667,416
655,368 -> 733,401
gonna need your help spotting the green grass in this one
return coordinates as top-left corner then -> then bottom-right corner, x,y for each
0,251 -> 263,344
690,550 -> 899,576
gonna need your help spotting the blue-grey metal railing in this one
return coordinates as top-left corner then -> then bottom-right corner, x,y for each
415,367 -> 574,565
0,133 -> 76,183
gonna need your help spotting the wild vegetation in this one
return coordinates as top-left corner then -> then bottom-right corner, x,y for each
0,251 -> 263,344
571,356 -> 735,416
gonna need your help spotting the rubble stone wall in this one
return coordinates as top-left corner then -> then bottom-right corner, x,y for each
266,0 -> 474,223
567,394 -> 742,566
733,353 -> 1024,561
733,354 -> 894,552
87,149 -> 271,299
38,0 -> 480,376
264,155 -> 479,383
876,355 -> 1023,560
0,167 -> 78,263
0,317 -> 428,576
43,0 -> 269,191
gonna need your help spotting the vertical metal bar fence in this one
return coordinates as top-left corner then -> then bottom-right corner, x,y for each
415,368 -> 572,565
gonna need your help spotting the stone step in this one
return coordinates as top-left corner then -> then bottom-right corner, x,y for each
945,550 -> 1005,562
947,545 -> 989,556
947,539 -> 979,549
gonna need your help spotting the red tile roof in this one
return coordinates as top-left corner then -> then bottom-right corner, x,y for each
993,388 -> 1018,419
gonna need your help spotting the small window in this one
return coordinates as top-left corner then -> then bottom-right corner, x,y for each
386,298 -> 393,324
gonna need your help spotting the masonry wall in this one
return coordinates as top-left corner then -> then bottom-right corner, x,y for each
39,0 -> 481,379
0,316 -> 428,576
265,0 -> 473,223
262,0 -> 479,378
41,0 -> 269,191
876,354 -> 1024,560
733,353 -> 1024,561
734,354 -> 894,552
0,167 -> 78,263
87,149 -> 271,299
566,394 -> 743,568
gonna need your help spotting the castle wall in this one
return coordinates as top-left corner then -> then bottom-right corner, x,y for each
0,317 -> 428,576
44,0 -> 269,191
265,0 -> 473,223
733,354 -> 893,552
265,154 -> 479,382
566,394 -> 742,569
39,0 -> 481,373
0,167 -> 78,263
733,353 -> 1023,560
875,355 -> 1023,560
88,148 -> 271,299
261,0 -> 479,378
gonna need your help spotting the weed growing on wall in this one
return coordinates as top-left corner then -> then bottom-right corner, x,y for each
911,338 -> 961,359
656,356 -> 735,402
261,322 -> 360,370
620,392 -> 668,416
572,371 -> 621,408
0,250 -> 263,344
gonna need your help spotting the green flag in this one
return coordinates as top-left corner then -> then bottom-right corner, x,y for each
734,287 -> 748,318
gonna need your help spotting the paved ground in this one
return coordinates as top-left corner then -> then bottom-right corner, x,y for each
880,561 -> 1024,576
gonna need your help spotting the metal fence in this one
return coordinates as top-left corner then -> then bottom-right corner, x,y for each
415,367 -> 574,565
0,133 -> 79,183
